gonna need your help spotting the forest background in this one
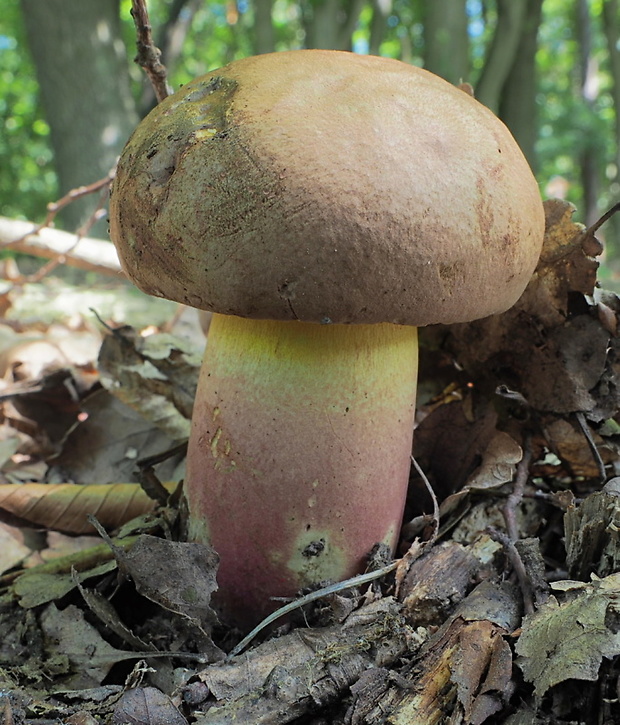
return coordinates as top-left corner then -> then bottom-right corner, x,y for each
1,0 -> 620,283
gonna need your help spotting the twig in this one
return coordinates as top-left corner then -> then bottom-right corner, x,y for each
487,526 -> 535,615
43,170 -> 116,234
495,436 -> 537,614
1,169 -> 119,285
410,454 -> 440,544
584,201 -> 620,237
502,434 -> 533,542
0,216 -> 122,277
575,411 -> 606,483
131,0 -> 173,102
227,560 -> 400,659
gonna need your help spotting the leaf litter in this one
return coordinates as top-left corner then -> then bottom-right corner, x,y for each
1,199 -> 620,723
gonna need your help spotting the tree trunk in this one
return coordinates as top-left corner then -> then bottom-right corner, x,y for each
602,0 -> 620,255
475,0 -> 528,113
576,0 -> 600,229
498,0 -> 543,170
368,0 -> 391,56
302,0 -> 365,50
253,0 -> 276,54
423,0 -> 469,85
20,0 -> 138,235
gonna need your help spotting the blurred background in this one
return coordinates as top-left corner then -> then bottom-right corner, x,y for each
1,0 -> 620,282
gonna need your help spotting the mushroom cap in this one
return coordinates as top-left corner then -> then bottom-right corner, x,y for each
110,50 -> 545,326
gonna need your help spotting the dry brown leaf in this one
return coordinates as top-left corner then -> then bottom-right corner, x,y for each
452,620 -> 514,724
0,521 -> 32,573
412,394 -> 499,502
433,199 -> 615,423
111,535 -> 220,631
98,327 -> 201,442
465,431 -> 522,490
48,388 -> 183,485
40,603 -> 127,686
112,687 -> 188,725
516,573 -> 620,697
0,481 -> 176,535
543,416 -> 605,479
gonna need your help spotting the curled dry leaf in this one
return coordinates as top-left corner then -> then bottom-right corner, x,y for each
110,535 -> 220,635
542,416 -> 606,480
436,200 -> 616,419
464,431 -> 522,491
0,482 -> 176,535
516,572 -> 620,696
98,327 -> 201,442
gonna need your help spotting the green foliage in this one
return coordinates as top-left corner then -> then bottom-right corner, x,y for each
0,0 -> 57,220
536,0 -> 616,217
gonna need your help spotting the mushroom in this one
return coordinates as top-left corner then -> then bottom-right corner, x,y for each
109,50 -> 545,628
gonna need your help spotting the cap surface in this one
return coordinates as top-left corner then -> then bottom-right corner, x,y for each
110,50 -> 545,325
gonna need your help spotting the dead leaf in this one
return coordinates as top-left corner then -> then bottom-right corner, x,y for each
435,200 -> 615,419
98,327 -> 201,442
111,535 -> 219,631
465,431 -> 522,490
112,687 -> 188,725
48,388 -> 183,485
0,522 -> 31,573
40,603 -> 128,686
13,560 -> 117,609
0,368 -> 84,446
542,416 -> 605,479
452,620 -> 513,724
9,536 -> 137,607
516,572 -> 620,696
0,481 -> 176,535
412,395 -> 499,502
74,573 -> 157,653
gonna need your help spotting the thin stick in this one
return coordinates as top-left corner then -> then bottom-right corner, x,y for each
575,412 -> 606,483
584,201 -> 620,237
502,435 -> 533,542
487,526 -> 535,615
227,560 -> 400,660
410,454 -> 440,544
131,0 -> 172,102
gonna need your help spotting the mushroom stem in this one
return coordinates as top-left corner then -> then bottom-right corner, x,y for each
185,313 -> 418,628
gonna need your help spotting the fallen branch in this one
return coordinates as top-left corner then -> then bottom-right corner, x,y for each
0,216 -> 123,277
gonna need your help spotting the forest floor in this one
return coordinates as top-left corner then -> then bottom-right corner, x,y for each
0,199 -> 619,724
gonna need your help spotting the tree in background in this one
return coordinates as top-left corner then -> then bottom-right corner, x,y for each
2,0 -> 620,264
19,0 -> 139,235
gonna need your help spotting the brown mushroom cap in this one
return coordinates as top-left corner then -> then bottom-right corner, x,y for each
110,50 -> 545,326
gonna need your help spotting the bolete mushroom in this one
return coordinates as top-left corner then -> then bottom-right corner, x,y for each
109,50 -> 545,628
